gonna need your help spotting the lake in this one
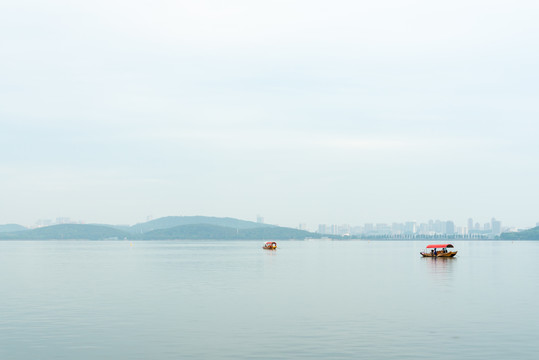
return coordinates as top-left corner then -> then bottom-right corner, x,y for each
1,240 -> 538,359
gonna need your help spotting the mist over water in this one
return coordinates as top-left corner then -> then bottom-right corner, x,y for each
1,240 -> 538,359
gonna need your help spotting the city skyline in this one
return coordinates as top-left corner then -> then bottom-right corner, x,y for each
315,217 -> 506,236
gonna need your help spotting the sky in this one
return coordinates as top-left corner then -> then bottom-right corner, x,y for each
1,0 -> 538,229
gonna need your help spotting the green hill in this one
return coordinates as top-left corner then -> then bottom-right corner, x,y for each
0,224 -> 129,240
140,223 -> 318,240
140,224 -> 237,239
130,216 -> 270,234
0,217 -> 319,240
500,227 -> 539,240
0,224 -> 27,233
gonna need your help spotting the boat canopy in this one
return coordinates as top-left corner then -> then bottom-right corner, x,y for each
426,244 -> 454,249
265,241 -> 276,244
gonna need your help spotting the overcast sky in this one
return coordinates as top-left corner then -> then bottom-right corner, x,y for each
1,0 -> 538,228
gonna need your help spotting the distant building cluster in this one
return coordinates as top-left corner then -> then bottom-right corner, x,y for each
34,217 -> 84,228
314,217 -> 504,238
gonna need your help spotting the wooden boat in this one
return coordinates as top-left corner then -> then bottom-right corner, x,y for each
420,244 -> 457,257
262,241 -> 277,250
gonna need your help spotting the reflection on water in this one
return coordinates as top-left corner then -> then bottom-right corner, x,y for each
423,257 -> 456,280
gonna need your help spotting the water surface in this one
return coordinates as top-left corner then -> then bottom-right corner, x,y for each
1,240 -> 538,359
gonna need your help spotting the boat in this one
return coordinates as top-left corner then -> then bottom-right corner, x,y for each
420,244 -> 457,257
262,241 -> 277,250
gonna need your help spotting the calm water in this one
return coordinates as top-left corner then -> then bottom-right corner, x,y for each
1,240 -> 538,359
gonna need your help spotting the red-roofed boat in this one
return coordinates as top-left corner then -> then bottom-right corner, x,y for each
420,244 -> 457,257
262,241 -> 277,250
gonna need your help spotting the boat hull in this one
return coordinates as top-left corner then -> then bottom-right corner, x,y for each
421,251 -> 457,257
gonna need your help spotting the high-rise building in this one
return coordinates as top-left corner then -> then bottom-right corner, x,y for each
392,223 -> 404,234
256,215 -> 264,224
364,223 -> 374,233
375,223 -> 391,234
491,218 -> 502,235
404,221 -> 417,234
440,221 -> 447,234
457,226 -> 468,235
445,221 -> 455,235
434,220 -> 443,234
338,224 -> 351,235
318,224 -> 328,234
419,223 -> 430,235
467,218 -> 473,230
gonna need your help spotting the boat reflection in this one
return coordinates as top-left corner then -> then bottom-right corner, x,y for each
423,256 -> 456,283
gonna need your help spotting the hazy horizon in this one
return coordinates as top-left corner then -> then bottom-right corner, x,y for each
0,213 -> 530,233
1,1 -> 538,228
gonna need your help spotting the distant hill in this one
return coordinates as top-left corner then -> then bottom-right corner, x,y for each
500,227 -> 539,240
140,224 -> 238,240
0,224 -> 129,240
140,223 -> 318,240
98,224 -> 132,233
0,218 -> 318,240
0,224 -> 27,233
130,216 -> 271,234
